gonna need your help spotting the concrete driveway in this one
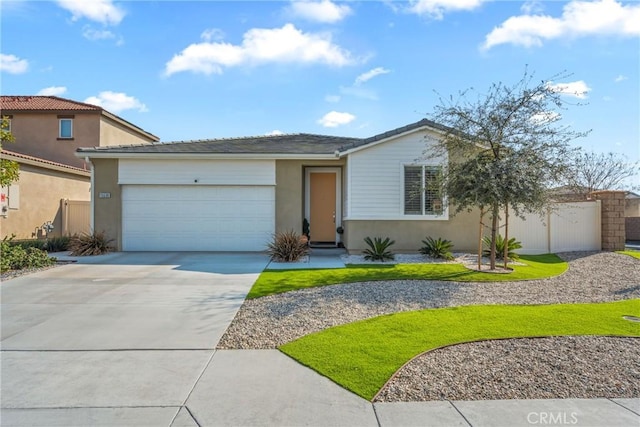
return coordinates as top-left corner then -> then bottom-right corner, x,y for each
1,252 -> 269,425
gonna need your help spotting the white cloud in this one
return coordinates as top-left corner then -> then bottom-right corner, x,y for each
201,28 -> 225,42
483,0 -> 640,50
340,85 -> 378,100
325,94 -> 341,103
37,86 -> 68,96
531,111 -> 561,124
56,0 -> 125,25
318,111 -> 355,127
289,0 -> 352,23
408,0 -> 485,19
82,26 -> 116,41
265,129 -> 285,136
614,74 -> 628,82
164,23 -> 356,76
0,53 -> 28,74
521,0 -> 545,15
84,91 -> 148,113
354,67 -> 391,85
546,80 -> 591,99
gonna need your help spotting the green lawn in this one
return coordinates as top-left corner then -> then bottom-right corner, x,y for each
280,300 -> 640,400
618,250 -> 640,260
248,254 -> 567,299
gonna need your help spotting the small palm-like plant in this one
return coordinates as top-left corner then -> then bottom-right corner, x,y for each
483,235 -> 522,260
363,236 -> 395,261
420,237 -> 454,260
267,230 -> 310,262
68,231 -> 114,256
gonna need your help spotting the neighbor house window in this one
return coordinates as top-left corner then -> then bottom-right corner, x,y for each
58,117 -> 73,139
404,165 -> 443,215
1,116 -> 11,132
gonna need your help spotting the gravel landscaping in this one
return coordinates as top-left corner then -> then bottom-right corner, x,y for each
218,251 -> 640,400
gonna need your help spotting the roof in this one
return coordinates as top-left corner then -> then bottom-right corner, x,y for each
76,118 -> 447,157
1,96 -> 102,111
1,150 -> 91,177
1,96 -> 159,142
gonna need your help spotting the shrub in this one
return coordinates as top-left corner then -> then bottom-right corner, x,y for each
10,239 -> 47,250
1,236 -> 56,272
68,231 -> 114,256
363,236 -> 395,261
267,230 -> 310,262
420,237 -> 454,260
44,236 -> 71,252
483,234 -> 523,260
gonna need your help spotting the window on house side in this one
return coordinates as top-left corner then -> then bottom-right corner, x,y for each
404,165 -> 443,215
59,119 -> 73,138
1,118 -> 10,132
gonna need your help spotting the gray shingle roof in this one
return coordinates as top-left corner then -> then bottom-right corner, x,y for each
77,118 -> 448,156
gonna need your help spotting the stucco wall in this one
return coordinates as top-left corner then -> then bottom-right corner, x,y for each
92,158 -> 122,250
0,164 -> 90,239
8,112 -> 100,169
343,208 -> 480,253
275,159 -> 345,237
99,116 -> 157,147
626,198 -> 640,217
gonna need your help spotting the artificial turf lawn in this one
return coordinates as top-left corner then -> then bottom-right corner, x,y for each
247,254 -> 567,299
279,300 -> 640,400
618,250 -> 640,260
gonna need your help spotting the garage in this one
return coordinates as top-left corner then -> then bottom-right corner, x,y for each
122,185 -> 274,251
117,159 -> 276,252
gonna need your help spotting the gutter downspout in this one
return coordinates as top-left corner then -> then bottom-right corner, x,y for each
85,157 -> 94,233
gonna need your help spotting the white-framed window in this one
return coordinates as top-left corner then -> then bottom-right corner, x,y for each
59,118 -> 73,139
404,165 -> 443,215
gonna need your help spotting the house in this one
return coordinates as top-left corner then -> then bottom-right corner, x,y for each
77,119 -> 481,253
0,96 -> 159,239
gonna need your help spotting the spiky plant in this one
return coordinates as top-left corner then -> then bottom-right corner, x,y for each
267,230 -> 310,262
68,232 -> 114,256
363,236 -> 395,261
420,237 -> 454,260
482,234 -> 522,260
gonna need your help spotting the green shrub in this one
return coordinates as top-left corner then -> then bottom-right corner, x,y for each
44,236 -> 71,252
11,239 -> 47,250
483,234 -> 523,260
363,237 -> 395,261
1,236 -> 56,272
267,230 -> 309,262
420,237 -> 454,260
68,232 -> 114,256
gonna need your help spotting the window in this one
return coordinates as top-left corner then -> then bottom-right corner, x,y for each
59,118 -> 73,139
404,165 -> 443,215
1,116 -> 11,132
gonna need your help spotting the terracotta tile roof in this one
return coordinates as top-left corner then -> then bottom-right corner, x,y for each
1,149 -> 90,174
77,118 -> 449,156
1,96 -> 102,111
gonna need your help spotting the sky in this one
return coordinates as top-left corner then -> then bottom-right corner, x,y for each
1,0 -> 639,185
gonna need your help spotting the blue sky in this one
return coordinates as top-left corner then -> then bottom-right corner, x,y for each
1,0 -> 638,182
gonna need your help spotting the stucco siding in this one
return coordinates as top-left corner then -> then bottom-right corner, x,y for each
0,164 -> 90,239
8,112 -> 100,169
92,158 -> 121,249
119,159 -> 276,185
347,129 -> 445,219
343,209 -> 479,253
275,159 -> 345,236
99,116 -> 157,147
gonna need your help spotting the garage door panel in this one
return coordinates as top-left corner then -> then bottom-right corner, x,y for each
122,185 -> 274,251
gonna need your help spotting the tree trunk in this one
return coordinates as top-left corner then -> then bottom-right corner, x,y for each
478,208 -> 485,270
490,203 -> 499,270
503,203 -> 509,269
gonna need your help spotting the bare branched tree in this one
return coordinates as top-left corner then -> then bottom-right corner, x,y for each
567,150 -> 639,196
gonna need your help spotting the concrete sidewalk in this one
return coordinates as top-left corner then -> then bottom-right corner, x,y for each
2,252 -> 639,426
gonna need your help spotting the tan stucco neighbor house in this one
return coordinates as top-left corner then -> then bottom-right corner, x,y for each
77,119 -> 480,253
1,95 -> 159,239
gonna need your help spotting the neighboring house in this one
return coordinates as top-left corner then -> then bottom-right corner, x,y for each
0,95 -> 159,239
78,119 -> 485,253
0,150 -> 90,239
625,191 -> 640,218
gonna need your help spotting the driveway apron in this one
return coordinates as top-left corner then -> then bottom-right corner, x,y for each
1,252 -> 268,425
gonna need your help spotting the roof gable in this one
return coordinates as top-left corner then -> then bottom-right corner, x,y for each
1,96 -> 102,111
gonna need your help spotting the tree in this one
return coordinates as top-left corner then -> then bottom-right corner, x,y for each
1,116 -> 20,187
566,150 -> 639,196
427,69 -> 588,269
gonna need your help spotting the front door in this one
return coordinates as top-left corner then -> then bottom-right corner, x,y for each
309,172 -> 337,243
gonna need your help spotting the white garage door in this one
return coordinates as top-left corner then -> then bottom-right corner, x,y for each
122,185 -> 274,251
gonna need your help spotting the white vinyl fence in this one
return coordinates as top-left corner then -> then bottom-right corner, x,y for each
504,201 -> 601,254
61,199 -> 91,236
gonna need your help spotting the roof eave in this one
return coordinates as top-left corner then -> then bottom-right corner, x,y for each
74,151 -> 340,160
338,123 -> 447,156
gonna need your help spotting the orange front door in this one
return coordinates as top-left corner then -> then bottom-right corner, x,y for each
309,172 -> 336,242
